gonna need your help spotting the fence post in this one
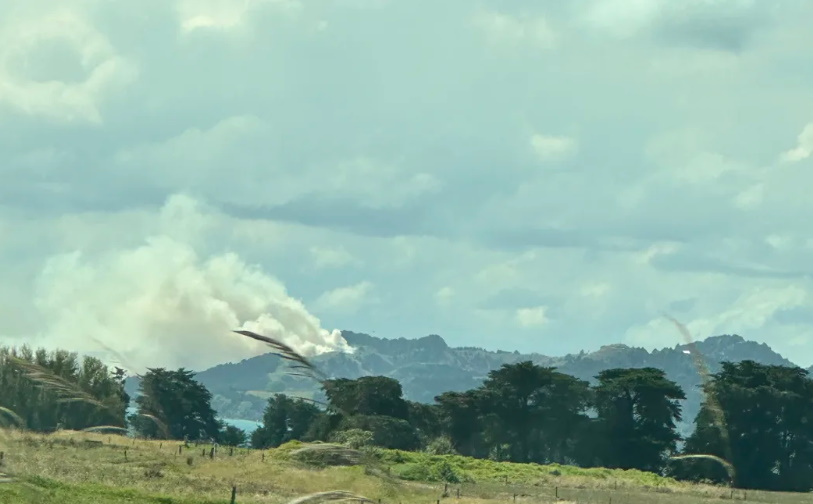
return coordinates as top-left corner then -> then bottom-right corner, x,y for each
230,485 -> 237,504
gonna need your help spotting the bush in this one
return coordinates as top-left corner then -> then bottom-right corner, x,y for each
289,444 -> 364,467
425,436 -> 457,455
331,429 -> 374,449
339,415 -> 420,450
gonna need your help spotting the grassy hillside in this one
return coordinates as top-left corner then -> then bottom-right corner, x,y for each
0,430 -> 811,503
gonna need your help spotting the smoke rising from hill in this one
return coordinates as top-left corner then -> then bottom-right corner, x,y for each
31,195 -> 350,372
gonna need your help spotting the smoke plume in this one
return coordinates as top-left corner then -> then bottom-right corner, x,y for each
31,195 -> 351,372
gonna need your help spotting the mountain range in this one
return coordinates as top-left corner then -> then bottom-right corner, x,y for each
124,331 -> 798,437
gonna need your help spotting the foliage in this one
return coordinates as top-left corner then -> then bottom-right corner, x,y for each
219,424 -> 247,447
424,435 -> 457,455
591,367 -> 685,474
251,394 -> 322,449
129,368 -> 219,441
323,376 -> 409,419
678,360 -> 813,491
0,346 -> 128,432
331,428 -> 374,449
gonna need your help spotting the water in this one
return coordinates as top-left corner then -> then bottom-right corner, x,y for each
221,418 -> 261,434
125,407 -> 261,435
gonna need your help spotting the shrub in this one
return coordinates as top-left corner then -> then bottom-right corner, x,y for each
425,436 -> 457,456
331,429 -> 374,449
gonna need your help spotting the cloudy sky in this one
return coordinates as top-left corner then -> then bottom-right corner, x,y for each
2,0 -> 813,371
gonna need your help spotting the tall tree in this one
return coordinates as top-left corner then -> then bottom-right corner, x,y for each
0,345 -> 128,432
476,362 -> 591,463
131,368 -> 219,441
251,393 -> 322,449
680,361 -> 813,491
323,376 -> 409,419
435,390 -> 485,458
592,367 -> 685,473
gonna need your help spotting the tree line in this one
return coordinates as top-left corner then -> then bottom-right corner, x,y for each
249,360 -> 813,492
2,344 -> 813,492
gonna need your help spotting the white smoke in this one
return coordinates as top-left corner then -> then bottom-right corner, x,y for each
31,195 -> 351,372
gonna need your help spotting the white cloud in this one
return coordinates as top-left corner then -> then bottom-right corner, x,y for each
314,281 -> 375,314
473,9 -> 557,49
177,0 -> 302,35
516,306 -> 549,328
780,123 -> 813,163
434,286 -> 454,307
309,246 -> 359,270
530,134 -> 578,163
0,9 -> 137,123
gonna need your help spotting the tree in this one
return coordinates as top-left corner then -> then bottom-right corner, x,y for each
434,390 -> 485,458
323,376 -> 409,419
476,361 -> 591,464
251,394 -> 322,449
592,367 -> 685,473
130,368 -> 220,441
679,361 -> 813,491
220,425 -> 248,447
338,414 -> 420,450
0,345 -> 128,432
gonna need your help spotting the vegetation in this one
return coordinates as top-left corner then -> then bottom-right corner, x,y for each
129,368 -> 220,442
6,335 -> 813,497
0,346 -> 128,432
0,430 -> 793,504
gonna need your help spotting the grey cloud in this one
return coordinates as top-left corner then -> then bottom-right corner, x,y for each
653,2 -> 772,53
219,197 -> 435,238
773,306 -> 813,326
649,250 -> 810,280
478,287 -> 559,311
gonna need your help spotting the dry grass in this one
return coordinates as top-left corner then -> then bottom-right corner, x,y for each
0,430 -> 811,504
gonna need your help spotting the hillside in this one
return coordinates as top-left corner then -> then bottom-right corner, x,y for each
141,331 -> 794,438
0,430 -> 786,503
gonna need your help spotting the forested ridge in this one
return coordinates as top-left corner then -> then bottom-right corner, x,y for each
3,344 -> 813,492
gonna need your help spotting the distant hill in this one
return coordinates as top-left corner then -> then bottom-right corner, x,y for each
125,331 -> 795,437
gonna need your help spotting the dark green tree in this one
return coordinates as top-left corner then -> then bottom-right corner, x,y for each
0,345 -> 128,432
679,361 -> 813,491
406,400 -> 443,444
474,362 -> 592,463
592,367 -> 685,473
250,394 -> 322,449
130,368 -> 220,441
220,425 -> 248,447
434,390 -> 485,458
322,376 -> 409,419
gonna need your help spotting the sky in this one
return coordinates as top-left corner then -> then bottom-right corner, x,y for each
2,0 -> 813,371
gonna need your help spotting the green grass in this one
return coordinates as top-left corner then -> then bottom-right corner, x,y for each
1,430 -> 812,503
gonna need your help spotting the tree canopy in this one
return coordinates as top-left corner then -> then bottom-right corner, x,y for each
130,368 -> 220,441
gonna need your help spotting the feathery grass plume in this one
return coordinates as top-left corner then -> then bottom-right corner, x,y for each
669,454 -> 735,481
88,336 -> 145,381
136,413 -> 171,439
232,330 -> 327,382
231,330 -> 338,408
0,406 -> 25,429
290,444 -> 365,466
8,356 -> 109,411
286,490 -> 377,504
81,425 -> 129,434
87,337 -> 181,442
665,315 -> 735,484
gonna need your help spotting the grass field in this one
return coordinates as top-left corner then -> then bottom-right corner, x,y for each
0,430 -> 811,504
